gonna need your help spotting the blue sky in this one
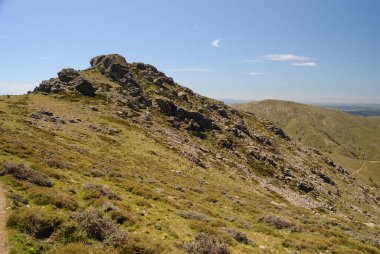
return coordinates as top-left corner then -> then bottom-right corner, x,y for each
0,0 -> 379,103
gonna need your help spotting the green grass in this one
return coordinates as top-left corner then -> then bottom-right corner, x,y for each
0,93 -> 379,254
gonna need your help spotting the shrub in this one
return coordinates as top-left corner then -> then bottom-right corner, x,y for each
220,228 -> 256,246
118,235 -> 165,254
110,210 -> 128,224
56,221 -> 88,243
82,183 -> 121,200
30,187 -> 78,210
7,192 -> 29,207
179,210 -> 210,222
2,162 -> 53,187
7,207 -> 63,238
73,210 -> 128,246
259,215 -> 298,230
46,158 -> 69,169
184,233 -> 231,254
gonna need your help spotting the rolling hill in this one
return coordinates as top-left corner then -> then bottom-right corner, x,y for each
0,55 -> 379,254
233,99 -> 380,186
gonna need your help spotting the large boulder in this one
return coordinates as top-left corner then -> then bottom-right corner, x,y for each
156,97 -> 178,116
57,68 -> 79,82
90,54 -> 139,88
74,78 -> 96,97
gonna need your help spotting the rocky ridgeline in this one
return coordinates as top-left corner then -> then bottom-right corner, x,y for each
32,54 -> 379,215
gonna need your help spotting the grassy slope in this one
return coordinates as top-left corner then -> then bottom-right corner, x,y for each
233,100 -> 380,185
0,94 -> 378,254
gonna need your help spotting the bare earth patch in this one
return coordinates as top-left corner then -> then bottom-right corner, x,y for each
0,185 -> 7,254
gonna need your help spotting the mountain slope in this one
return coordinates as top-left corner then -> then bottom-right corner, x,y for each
0,55 -> 379,254
233,100 -> 380,185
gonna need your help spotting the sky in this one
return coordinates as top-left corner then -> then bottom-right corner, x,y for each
0,0 -> 379,103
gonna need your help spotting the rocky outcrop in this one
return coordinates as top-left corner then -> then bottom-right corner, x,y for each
58,68 -> 79,82
74,77 -> 96,97
155,97 -> 218,131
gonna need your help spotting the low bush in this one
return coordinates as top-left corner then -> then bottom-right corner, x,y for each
7,192 -> 29,207
184,233 -> 231,254
259,215 -> 299,231
56,221 -> 88,243
220,228 -> 256,246
73,210 -> 127,246
82,183 -> 121,200
46,158 -> 69,169
30,187 -> 78,210
2,162 -> 53,187
179,210 -> 210,222
7,207 -> 63,239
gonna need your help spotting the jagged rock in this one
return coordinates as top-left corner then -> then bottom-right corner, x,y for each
220,138 -> 233,150
177,108 -> 217,130
324,157 -> 336,167
319,172 -> 335,185
156,97 -> 177,116
234,119 -> 250,136
91,54 -> 139,88
217,109 -> 229,118
297,181 -> 314,193
167,117 -> 181,129
266,122 -> 291,141
188,119 -> 201,131
178,92 -> 188,101
154,76 -> 175,87
74,77 -> 96,96
253,133 -> 272,145
34,78 -> 64,94
249,148 -> 276,166
58,68 -> 79,82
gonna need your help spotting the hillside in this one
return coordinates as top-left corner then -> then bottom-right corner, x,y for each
233,100 -> 380,186
0,55 -> 379,254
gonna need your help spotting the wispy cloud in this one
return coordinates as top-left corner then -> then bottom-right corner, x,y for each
211,39 -> 221,48
168,68 -> 211,72
264,54 -> 310,62
245,72 -> 264,76
292,62 -> 317,67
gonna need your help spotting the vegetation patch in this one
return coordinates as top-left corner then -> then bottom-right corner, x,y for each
184,233 -> 231,254
73,210 -> 128,246
1,162 -> 53,187
7,207 -> 63,239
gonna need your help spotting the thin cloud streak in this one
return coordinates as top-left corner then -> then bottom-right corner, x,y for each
264,54 -> 310,62
292,62 -> 317,67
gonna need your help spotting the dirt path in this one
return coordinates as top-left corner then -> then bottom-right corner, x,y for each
352,160 -> 380,175
0,185 -> 7,254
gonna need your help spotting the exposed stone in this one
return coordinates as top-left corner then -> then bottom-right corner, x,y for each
156,97 -> 177,116
266,122 -> 291,141
74,78 -> 96,97
178,92 -> 188,101
33,78 -> 64,94
154,76 -> 175,87
297,181 -> 314,193
57,68 -> 79,82
217,109 -> 229,118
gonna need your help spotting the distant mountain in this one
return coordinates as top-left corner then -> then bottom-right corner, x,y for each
233,99 -> 380,186
0,55 -> 379,253
317,104 -> 380,117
